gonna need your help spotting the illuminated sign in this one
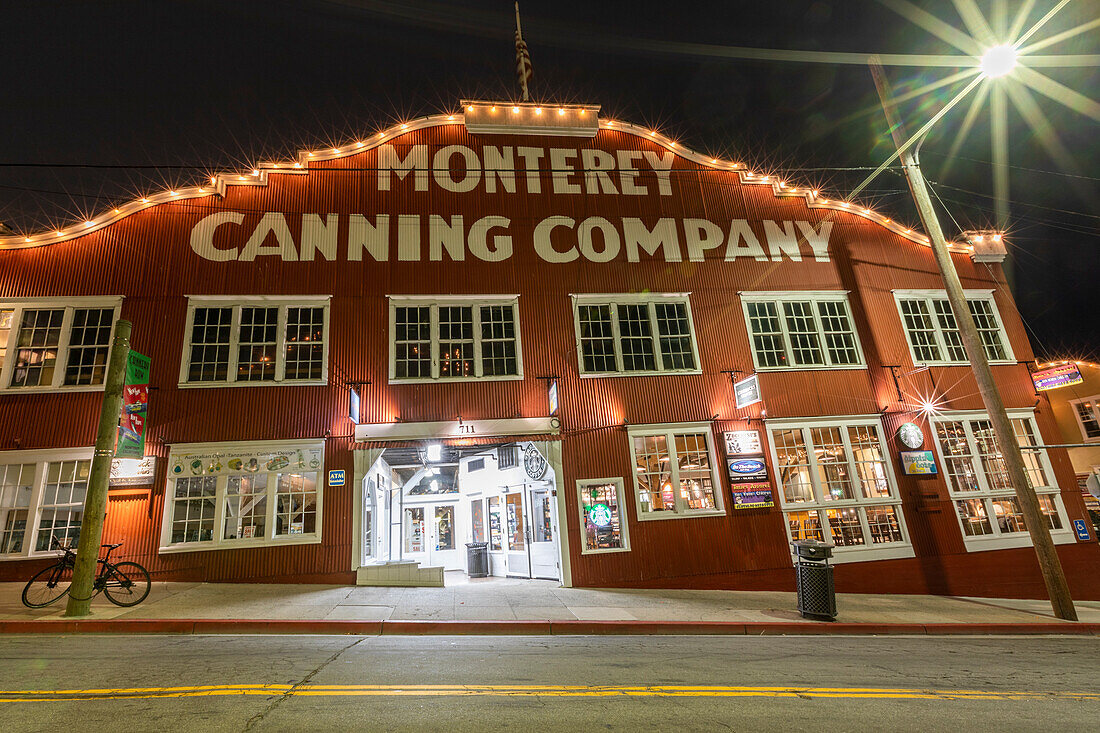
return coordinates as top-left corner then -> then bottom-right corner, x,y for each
723,430 -> 761,456
733,374 -> 762,409
589,503 -> 613,528
1032,364 -> 1083,391
900,450 -> 938,475
349,387 -> 360,424
109,456 -> 157,487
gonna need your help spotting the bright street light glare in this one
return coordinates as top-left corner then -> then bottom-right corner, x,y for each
980,45 -> 1017,78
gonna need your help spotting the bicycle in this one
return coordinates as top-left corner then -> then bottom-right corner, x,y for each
21,537 -> 151,609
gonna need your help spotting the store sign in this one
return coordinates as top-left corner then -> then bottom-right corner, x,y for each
354,417 -> 558,442
524,443 -> 549,479
328,469 -> 346,487
548,380 -> 559,416
170,446 -> 322,477
1032,363 -> 1083,391
731,482 -> 774,509
1073,519 -> 1092,541
727,458 -> 768,482
348,387 -> 360,424
900,450 -> 938,475
733,375 -> 761,409
116,350 -> 151,459
109,456 -> 157,487
589,503 -> 613,528
724,430 -> 762,456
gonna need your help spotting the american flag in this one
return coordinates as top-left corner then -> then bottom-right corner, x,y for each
515,28 -> 532,101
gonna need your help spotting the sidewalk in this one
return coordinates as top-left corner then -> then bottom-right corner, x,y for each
3,572 -> 1100,635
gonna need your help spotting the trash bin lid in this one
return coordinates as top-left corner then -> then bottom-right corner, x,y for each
791,539 -> 834,557
465,542 -> 489,549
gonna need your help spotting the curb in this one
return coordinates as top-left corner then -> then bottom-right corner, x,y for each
1,619 -> 1098,636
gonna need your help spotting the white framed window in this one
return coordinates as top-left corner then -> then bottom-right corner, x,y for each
179,296 -> 330,387
387,295 -> 522,383
0,297 -> 122,392
628,423 -> 725,520
767,416 -> 913,563
159,440 -> 324,552
931,410 -> 1072,551
893,290 -> 1014,366
1069,395 -> 1100,442
740,292 -> 864,371
572,293 -> 701,377
577,477 -> 630,554
0,448 -> 93,560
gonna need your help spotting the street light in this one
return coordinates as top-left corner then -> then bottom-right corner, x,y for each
980,45 -> 1018,78
869,54 -> 1078,621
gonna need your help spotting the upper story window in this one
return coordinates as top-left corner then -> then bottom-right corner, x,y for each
768,417 -> 912,562
931,411 -> 1070,550
893,290 -> 1013,366
1070,396 -> 1100,442
180,297 -> 330,387
572,293 -> 700,377
0,298 -> 122,392
628,423 -> 724,520
740,292 -> 864,371
388,296 -> 522,383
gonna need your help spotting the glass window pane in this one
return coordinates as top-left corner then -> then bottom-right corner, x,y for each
935,421 -> 981,493
956,499 -> 993,536
188,307 -> 232,382
1037,495 -> 1063,530
64,308 -> 114,386
968,299 -> 1007,361
810,427 -> 854,501
787,510 -> 824,542
275,472 -> 317,536
847,425 -> 890,499
826,507 -> 865,546
471,499 -> 486,543
404,507 -> 425,553
655,302 -> 695,370
864,506 -> 903,543
900,299 -> 942,362
633,434 -> 674,513
12,308 -> 63,387
487,497 -> 502,551
992,497 -> 1027,534
394,306 -> 432,378
480,305 -> 518,376
285,307 -> 325,380
170,475 -> 217,544
578,304 -> 616,372
223,474 -> 268,540
438,306 -> 474,378
580,482 -> 624,551
616,304 -> 656,372
675,432 -> 716,510
816,300 -> 859,365
1010,418 -> 1048,488
747,301 -> 786,367
782,301 -> 824,366
772,428 -> 815,504
933,300 -> 967,362
435,506 -> 455,551
0,308 -> 14,373
1074,400 -> 1100,439
971,420 -> 1011,491
237,307 -> 278,382
0,464 -> 35,554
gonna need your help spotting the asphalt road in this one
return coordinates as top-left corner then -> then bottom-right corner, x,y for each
1,634 -> 1097,732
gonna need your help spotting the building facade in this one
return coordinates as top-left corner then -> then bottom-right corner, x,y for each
1,102 -> 1097,598
1037,360 -> 1100,534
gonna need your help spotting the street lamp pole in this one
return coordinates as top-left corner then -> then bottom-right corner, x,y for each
868,56 -> 1077,622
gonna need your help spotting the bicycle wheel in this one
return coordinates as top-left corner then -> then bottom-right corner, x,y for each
22,562 -> 74,608
102,561 -> 151,607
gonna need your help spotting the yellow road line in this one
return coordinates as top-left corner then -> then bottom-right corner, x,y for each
0,684 -> 1097,703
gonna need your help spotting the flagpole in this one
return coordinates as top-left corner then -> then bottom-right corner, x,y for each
515,2 -> 530,101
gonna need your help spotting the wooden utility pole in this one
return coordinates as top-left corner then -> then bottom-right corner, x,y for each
869,57 -> 1076,621
64,320 -> 131,617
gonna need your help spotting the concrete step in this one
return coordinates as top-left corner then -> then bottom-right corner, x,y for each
356,562 -> 445,587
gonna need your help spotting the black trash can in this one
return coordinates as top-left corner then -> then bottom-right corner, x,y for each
792,540 -> 836,621
466,542 -> 489,578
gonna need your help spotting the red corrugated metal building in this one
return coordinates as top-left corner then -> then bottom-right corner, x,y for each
1,102 -> 1097,599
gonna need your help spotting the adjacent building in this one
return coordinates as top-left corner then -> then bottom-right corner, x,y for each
0,102 -> 1096,598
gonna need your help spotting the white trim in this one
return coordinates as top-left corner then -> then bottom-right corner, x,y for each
892,290 -> 1015,367
928,410 -> 1074,551
0,297 -> 123,394
576,477 -> 631,555
355,417 -> 558,443
626,422 -> 726,521
178,296 -> 331,388
572,293 -> 702,377
0,447 -> 95,561
1068,394 -> 1100,443
739,291 -> 866,372
387,295 -> 523,384
766,416 -> 915,563
158,439 -> 325,553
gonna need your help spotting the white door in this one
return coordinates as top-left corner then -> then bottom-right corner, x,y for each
504,491 -> 530,577
526,485 -> 559,580
429,503 -> 462,570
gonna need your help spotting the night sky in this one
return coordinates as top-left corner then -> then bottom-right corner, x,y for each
3,1 -> 1097,357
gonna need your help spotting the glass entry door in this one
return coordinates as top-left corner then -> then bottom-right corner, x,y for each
526,486 -> 558,580
505,492 -> 530,577
403,503 -> 460,569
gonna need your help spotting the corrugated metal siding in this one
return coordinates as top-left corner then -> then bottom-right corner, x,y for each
2,123 -> 1097,596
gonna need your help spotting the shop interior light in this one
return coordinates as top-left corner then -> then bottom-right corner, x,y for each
426,443 -> 442,462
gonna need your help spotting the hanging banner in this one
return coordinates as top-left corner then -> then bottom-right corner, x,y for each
733,374 -> 762,409
349,386 -> 360,424
115,350 -> 151,459
1031,363 -> 1083,391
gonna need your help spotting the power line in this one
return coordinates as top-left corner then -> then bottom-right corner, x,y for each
922,150 -> 1100,183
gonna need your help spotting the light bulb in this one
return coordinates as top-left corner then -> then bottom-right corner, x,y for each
981,45 -> 1017,78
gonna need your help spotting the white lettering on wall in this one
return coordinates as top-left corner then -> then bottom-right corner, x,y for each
190,212 -> 243,261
